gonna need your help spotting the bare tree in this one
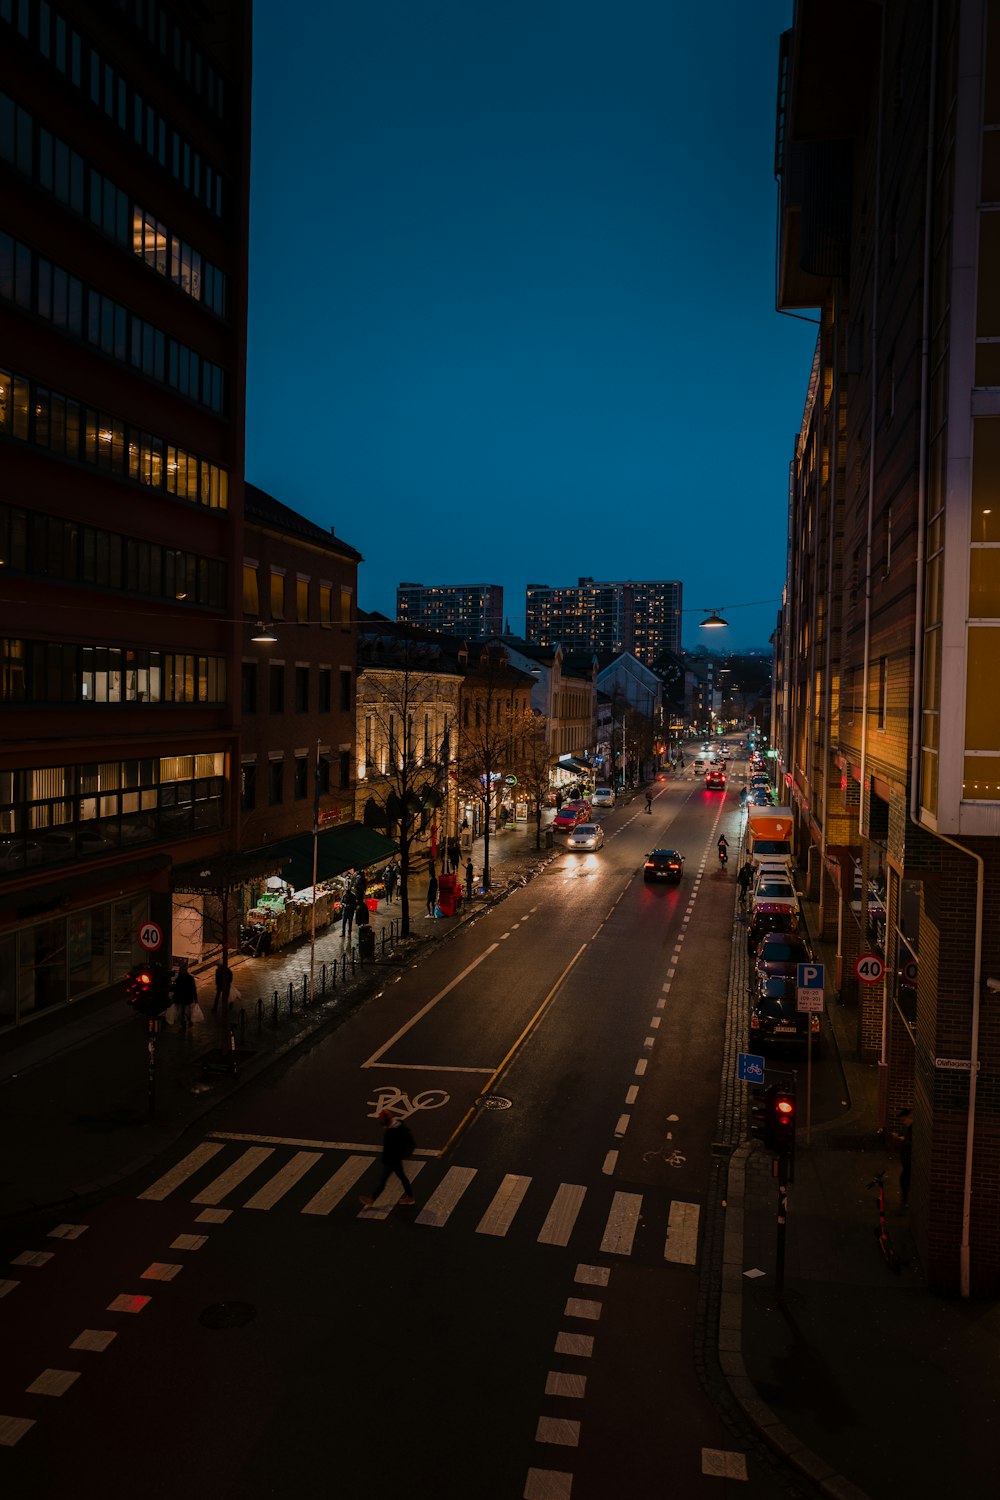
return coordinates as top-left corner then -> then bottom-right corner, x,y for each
455,648 -> 534,890
519,721 -> 554,849
357,632 -> 461,937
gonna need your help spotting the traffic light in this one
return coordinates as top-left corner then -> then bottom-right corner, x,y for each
125,962 -> 170,1019
765,1086 -> 797,1157
749,1085 -> 769,1142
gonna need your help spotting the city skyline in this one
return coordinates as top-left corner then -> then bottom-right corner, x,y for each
245,0 -> 816,651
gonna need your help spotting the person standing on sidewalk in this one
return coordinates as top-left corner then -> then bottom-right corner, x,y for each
426,868 -> 438,917
212,959 -> 232,1014
171,961 -> 198,1030
465,859 -> 474,902
340,886 -> 357,940
383,863 -> 397,903
360,1109 -> 416,1206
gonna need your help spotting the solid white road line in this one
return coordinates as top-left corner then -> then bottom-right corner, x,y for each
537,1184 -> 587,1246
362,942 -> 500,1066
139,1141 -> 225,1200
415,1166 -> 477,1227
477,1173 -> 531,1236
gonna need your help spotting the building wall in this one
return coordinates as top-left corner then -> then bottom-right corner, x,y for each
396,583 -> 503,639
526,579 -> 681,664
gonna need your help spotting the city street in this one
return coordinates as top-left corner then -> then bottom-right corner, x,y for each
0,775 -> 818,1498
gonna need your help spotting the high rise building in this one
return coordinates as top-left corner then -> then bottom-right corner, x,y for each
0,0 -> 251,1029
774,0 -> 1000,1293
525,578 -> 682,664
396,581 -> 503,639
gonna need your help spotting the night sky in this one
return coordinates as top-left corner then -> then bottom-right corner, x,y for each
245,1 -> 818,652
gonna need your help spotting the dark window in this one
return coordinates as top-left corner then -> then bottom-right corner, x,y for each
269,663 -> 284,713
295,665 -> 309,713
240,762 -> 256,811
339,750 -> 351,790
340,668 -> 352,713
268,760 -> 283,805
318,667 -> 331,713
241,661 -> 256,714
294,756 -> 308,799
318,757 -> 330,795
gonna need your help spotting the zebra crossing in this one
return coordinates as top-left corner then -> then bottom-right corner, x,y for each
137,1138 -> 701,1264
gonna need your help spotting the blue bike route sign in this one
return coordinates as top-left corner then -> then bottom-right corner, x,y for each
737,1052 -> 766,1083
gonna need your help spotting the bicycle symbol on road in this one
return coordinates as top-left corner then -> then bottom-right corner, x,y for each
643,1146 -> 687,1169
367,1084 -> 450,1121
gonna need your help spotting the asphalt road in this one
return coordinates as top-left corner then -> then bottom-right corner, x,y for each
1,764 -> 829,1498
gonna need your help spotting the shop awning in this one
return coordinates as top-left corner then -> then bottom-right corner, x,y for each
171,847 -> 289,894
262,823 -> 398,892
556,757 -> 591,776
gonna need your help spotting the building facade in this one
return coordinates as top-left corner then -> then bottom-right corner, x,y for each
0,0 -> 251,1029
396,581 -> 503,639
487,637 -> 597,763
525,578 -> 682,665
774,0 -> 1000,1293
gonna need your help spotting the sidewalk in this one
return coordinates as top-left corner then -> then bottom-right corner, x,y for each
717,879 -> 1000,1498
0,821 -> 560,1233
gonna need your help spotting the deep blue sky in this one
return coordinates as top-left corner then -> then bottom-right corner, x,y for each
246,1 -> 818,652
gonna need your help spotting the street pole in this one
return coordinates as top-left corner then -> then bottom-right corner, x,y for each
147,1016 -> 158,1122
309,738 -> 320,1004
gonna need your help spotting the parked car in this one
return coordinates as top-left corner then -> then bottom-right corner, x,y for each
753,932 -> 813,981
590,786 -> 616,808
751,871 -> 800,916
564,799 -> 591,818
750,975 -> 822,1052
566,822 -> 605,851
705,768 -> 727,790
643,848 -> 684,883
554,806 -> 587,832
747,908 -> 801,958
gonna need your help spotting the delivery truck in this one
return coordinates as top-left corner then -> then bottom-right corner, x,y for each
746,805 -> 794,865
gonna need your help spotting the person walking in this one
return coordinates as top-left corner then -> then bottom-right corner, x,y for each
340,885 -> 357,940
383,863 -> 397,903
447,835 -> 460,872
465,859 -> 474,902
645,787 -> 653,814
737,859 -> 754,906
212,959 -> 233,1014
426,868 -> 438,917
172,961 -> 198,1031
360,1109 -> 416,1206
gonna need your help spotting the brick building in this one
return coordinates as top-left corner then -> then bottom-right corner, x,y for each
0,0 -> 250,1028
774,0 -> 1000,1293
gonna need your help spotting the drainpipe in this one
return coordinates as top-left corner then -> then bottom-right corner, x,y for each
907,0 -> 980,1301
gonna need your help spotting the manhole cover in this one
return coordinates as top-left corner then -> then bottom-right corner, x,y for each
478,1095 -> 512,1111
199,1301 -> 256,1330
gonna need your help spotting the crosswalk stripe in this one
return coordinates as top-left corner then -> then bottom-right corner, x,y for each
599,1191 -> 642,1256
415,1166 -> 477,1227
300,1154 -> 372,1216
139,1142 -> 225,1201
191,1146 -> 274,1206
357,1161 -> 427,1220
663,1200 -> 700,1264
537,1184 -> 586,1247
244,1151 -> 323,1210
477,1173 -> 531,1237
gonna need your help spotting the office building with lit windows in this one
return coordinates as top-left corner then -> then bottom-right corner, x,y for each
396,581 -> 504,639
525,578 -> 682,665
0,0 -> 251,1029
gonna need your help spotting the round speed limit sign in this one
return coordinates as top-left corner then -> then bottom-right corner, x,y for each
855,952 -> 885,983
138,919 -> 163,953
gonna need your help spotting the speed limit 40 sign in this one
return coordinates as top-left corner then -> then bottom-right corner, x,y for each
138,919 -> 163,953
855,952 -> 885,984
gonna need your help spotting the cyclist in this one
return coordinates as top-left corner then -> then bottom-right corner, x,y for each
717,834 -> 729,868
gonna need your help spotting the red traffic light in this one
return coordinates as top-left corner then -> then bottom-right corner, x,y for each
775,1099 -> 794,1118
765,1088 -> 797,1154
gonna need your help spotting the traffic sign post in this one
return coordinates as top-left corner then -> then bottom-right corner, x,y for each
854,953 -> 885,984
796,963 -> 824,1146
738,1052 -> 766,1084
138,919 -> 163,953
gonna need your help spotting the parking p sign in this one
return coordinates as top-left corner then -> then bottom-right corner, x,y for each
797,961 -> 825,1013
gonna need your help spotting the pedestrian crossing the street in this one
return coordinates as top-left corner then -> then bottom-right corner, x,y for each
137,1138 -> 702,1265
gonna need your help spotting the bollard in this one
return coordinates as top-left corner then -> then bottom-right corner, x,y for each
301,974 -> 308,1007
272,990 -> 279,1028
238,1008 -> 247,1045
288,980 -> 294,1017
255,997 -> 264,1034
320,961 -> 327,996
332,958 -> 337,987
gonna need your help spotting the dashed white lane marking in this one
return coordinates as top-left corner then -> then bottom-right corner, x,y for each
0,1280 -> 19,1298
601,1150 -> 618,1175
170,1234 -> 207,1251
245,1150 -> 323,1209
538,1184 -> 587,1246
300,1154 -> 372,1216
522,913 -> 531,921
477,1173 -> 532,1236
140,1142 -> 225,1201
545,1371 -> 586,1398
0,1416 -> 35,1446
140,1262 -> 182,1282
643,1035 -> 655,1049
702,1448 -> 749,1480
664,1200 -> 701,1265
524,1467 -> 573,1498
666,968 -> 676,979
26,1369 -> 80,1397
500,932 -> 510,940
195,1208 -> 231,1224
554,1331 -> 593,1357
70,1330 -> 116,1351
48,1224 -> 87,1240
536,1416 -> 581,1446
191,1146 -> 274,1206
107,1294 -> 150,1313
625,1085 -> 639,1104
614,1114 -> 630,1138
650,1017 -> 661,1029
575,1263 -> 610,1286
11,1252 -> 53,1267
600,1191 -> 642,1255
634,1059 -> 648,1076
564,1297 -> 602,1321
416,1166 -> 477,1227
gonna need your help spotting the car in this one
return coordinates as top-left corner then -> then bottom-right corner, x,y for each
590,786 -> 616,808
748,775 -> 771,793
750,975 -> 822,1052
747,908 -> 801,958
751,871 -> 800,916
554,806 -> 586,832
564,799 -> 591,817
0,837 -> 43,871
644,847 -> 684,883
692,758 -> 707,775
754,932 -> 813,982
705,768 -> 727,790
566,822 -> 605,851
